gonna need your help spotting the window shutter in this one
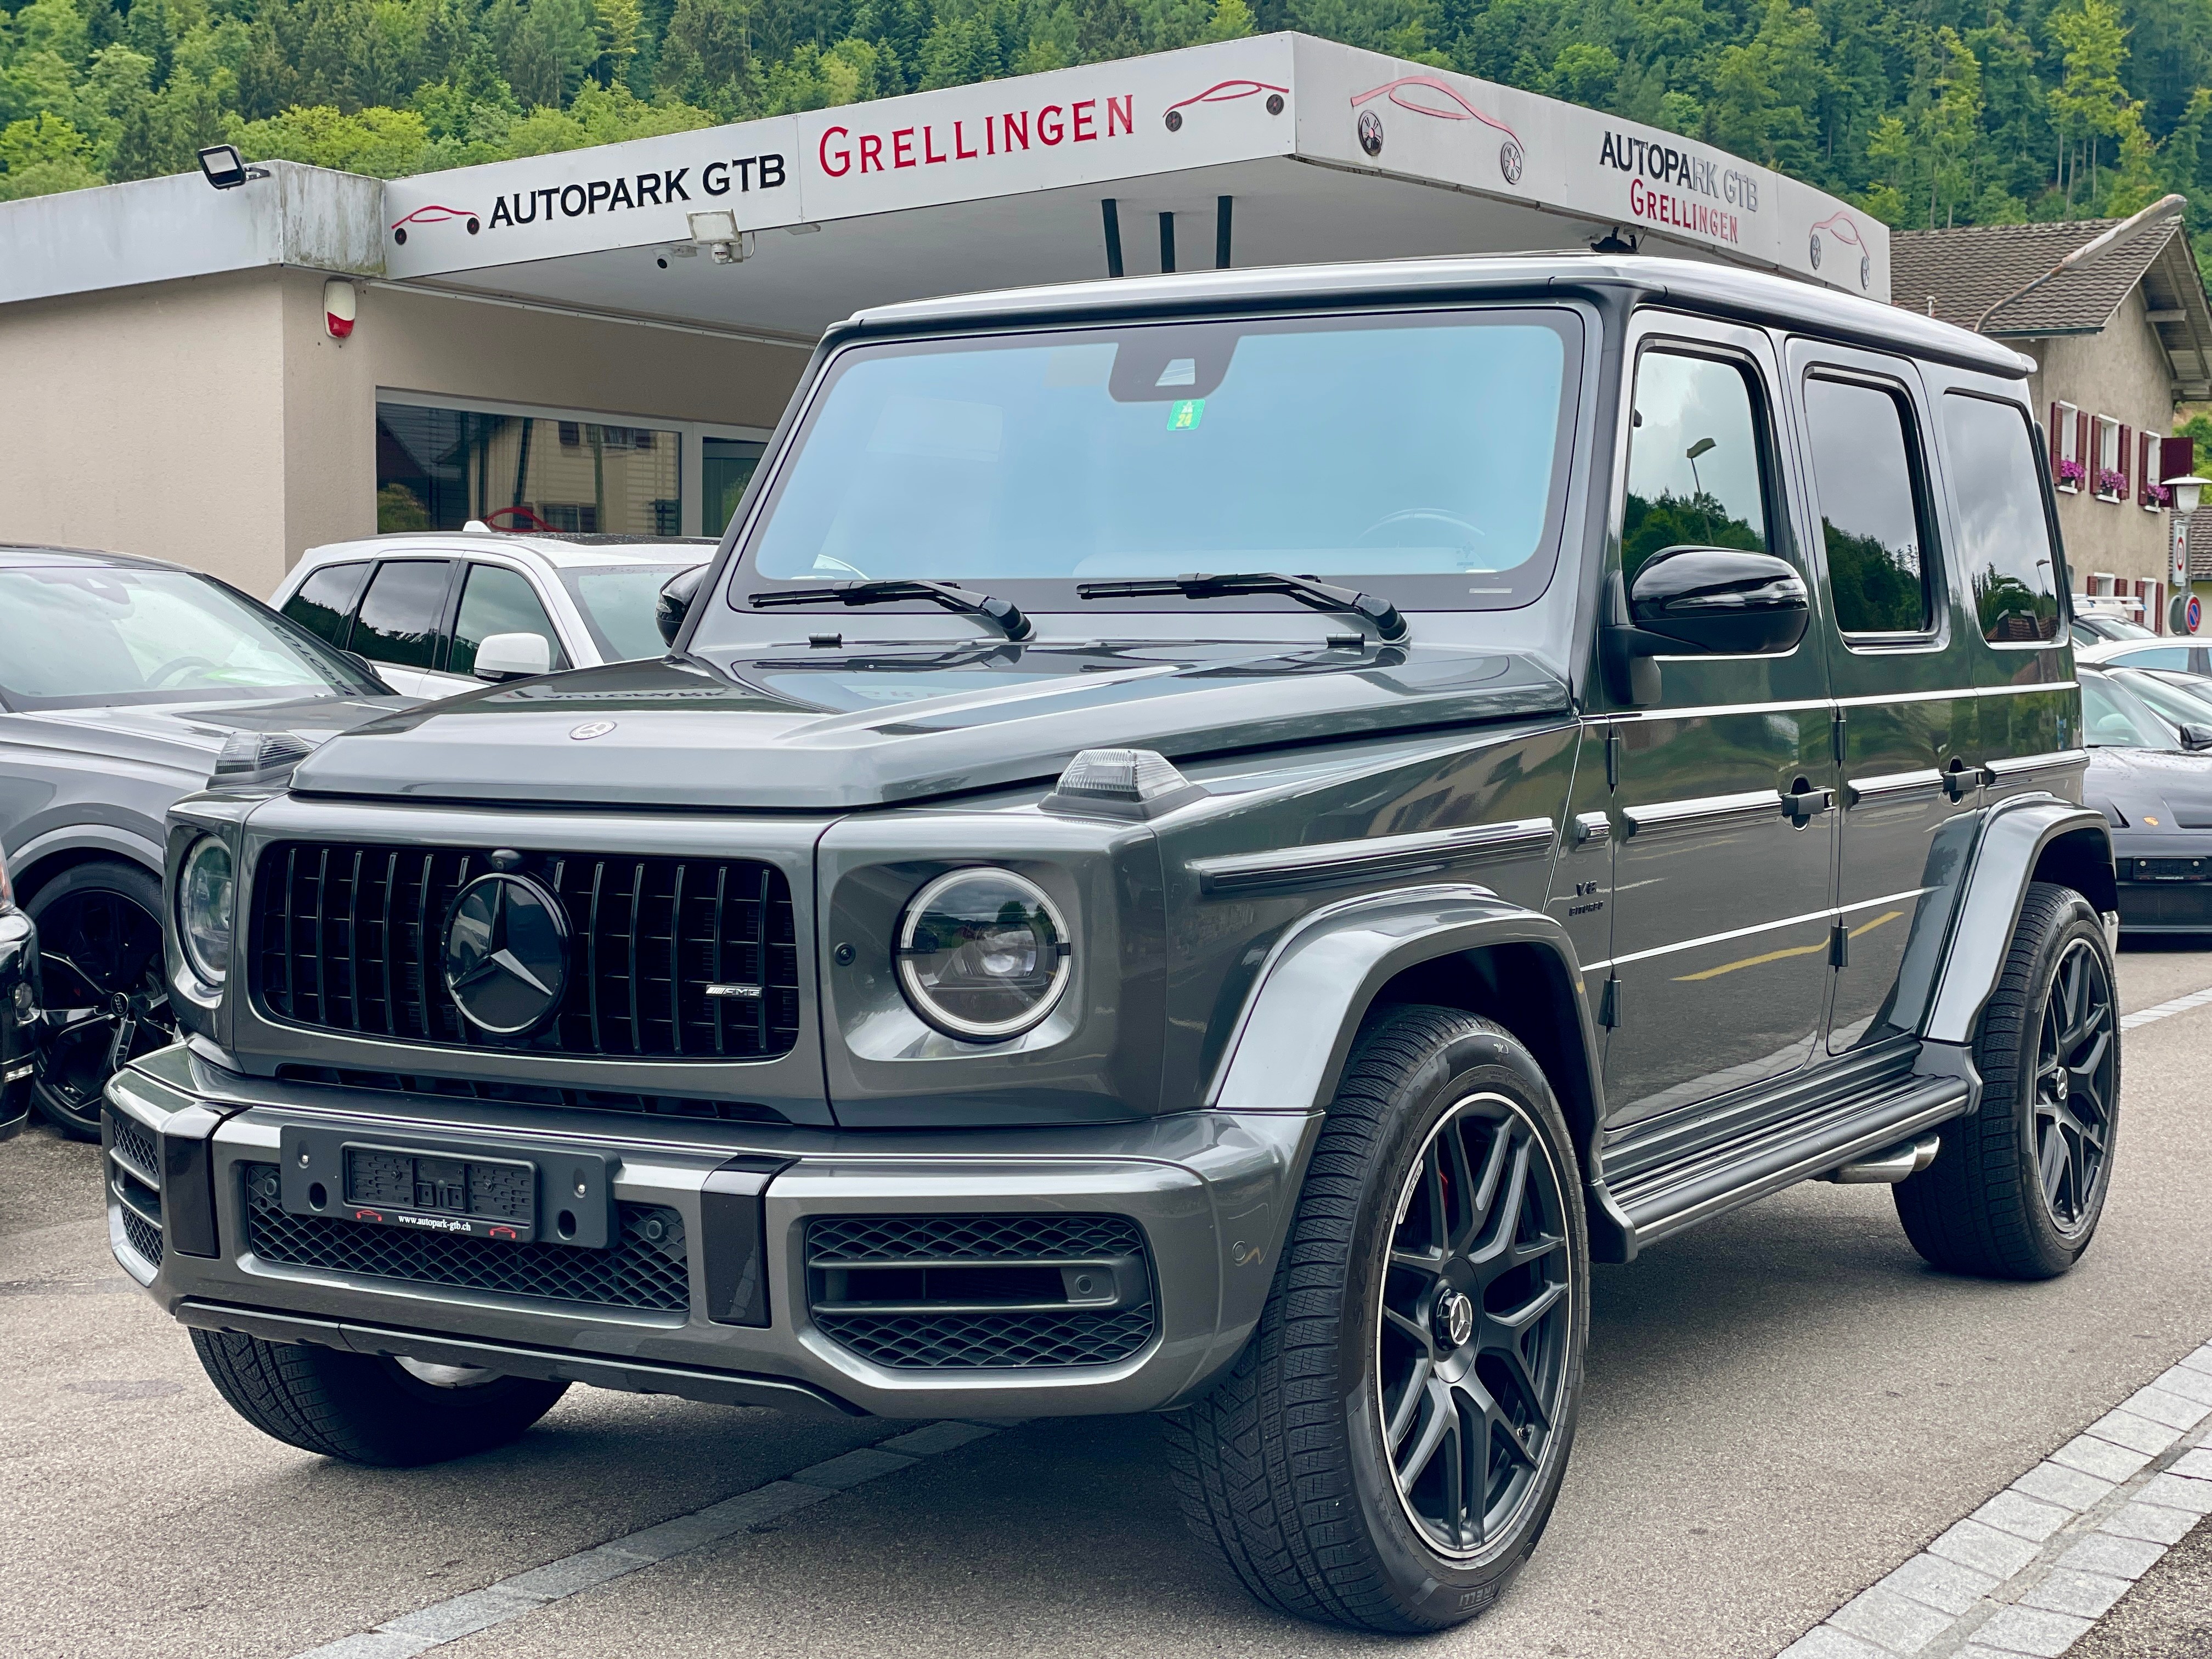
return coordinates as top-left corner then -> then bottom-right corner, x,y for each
2166,435 -> 2199,491
2120,425 -> 2132,497
2051,403 -> 2065,468
2078,410 -> 2092,478
2141,431 -> 2156,505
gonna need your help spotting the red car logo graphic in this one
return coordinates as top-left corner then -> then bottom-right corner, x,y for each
1348,76 -> 1524,184
1164,79 -> 1288,131
390,203 -> 481,244
1809,211 -> 1871,290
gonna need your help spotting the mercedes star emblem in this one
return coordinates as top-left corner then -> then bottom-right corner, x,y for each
442,872 -> 570,1035
570,720 -> 616,740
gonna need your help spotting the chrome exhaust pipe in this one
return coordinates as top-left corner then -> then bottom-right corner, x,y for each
1824,1133 -> 1942,1184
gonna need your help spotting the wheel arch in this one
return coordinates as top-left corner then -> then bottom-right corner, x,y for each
1208,885 -> 1631,1262
10,830 -> 165,906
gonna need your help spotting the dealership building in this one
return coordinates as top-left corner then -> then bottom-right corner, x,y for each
0,32 -> 1889,599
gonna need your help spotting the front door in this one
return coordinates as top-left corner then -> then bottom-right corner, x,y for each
1600,319 -> 1838,1130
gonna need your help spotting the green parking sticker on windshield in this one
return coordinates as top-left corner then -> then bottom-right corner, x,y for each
1167,398 -> 1205,431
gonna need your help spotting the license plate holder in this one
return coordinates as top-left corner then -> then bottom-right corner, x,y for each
278,1125 -> 614,1249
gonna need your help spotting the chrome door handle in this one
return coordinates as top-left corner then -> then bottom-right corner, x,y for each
1781,787 -> 1834,824
1941,765 -> 1984,802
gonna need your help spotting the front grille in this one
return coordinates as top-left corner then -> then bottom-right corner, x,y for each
241,1162 -> 689,1313
806,1212 -> 1155,1370
105,1108 -> 163,1267
253,843 -> 801,1061
2118,883 -> 2212,927
273,1065 -> 786,1124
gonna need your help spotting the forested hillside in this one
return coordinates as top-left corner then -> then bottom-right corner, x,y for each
7,0 -> 2212,258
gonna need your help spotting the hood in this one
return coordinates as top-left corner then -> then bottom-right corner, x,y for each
290,642 -> 1572,810
7,693 -> 417,782
2083,746 -> 2212,832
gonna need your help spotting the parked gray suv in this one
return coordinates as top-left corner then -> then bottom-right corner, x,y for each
108,255 -> 2116,1633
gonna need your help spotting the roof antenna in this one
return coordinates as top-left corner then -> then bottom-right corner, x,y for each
1592,227 -> 1638,255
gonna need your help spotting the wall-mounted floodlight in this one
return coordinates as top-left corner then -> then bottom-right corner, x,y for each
197,144 -> 269,190
687,209 -> 752,265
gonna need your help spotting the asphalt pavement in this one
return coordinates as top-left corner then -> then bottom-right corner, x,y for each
6,946 -> 2212,1659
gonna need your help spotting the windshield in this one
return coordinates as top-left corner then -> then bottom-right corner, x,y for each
2082,615 -> 2155,641
2113,669 -> 2212,731
2083,674 -> 2181,751
0,566 -> 381,711
712,308 -> 1581,632
560,564 -> 695,663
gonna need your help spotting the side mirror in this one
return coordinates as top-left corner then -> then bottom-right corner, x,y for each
2182,723 -> 2212,752
657,566 -> 707,647
1603,546 -> 1810,706
472,631 -> 552,682
344,651 -> 394,693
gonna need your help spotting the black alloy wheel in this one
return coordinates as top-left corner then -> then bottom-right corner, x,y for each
27,861 -> 176,1139
2031,938 -> 2115,1233
1895,882 -> 2119,1280
1379,1095 -> 1573,1553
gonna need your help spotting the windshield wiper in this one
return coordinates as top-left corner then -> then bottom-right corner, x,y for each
1075,573 -> 1408,642
750,579 -> 1031,641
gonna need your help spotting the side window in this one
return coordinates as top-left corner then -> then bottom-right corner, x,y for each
281,561 -> 369,648
1803,376 -> 1934,636
2113,646 -> 2192,670
1940,393 -> 2063,645
450,564 -> 565,677
1622,349 -> 1775,579
351,560 -> 453,670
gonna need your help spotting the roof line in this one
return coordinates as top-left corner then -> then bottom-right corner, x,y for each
1972,194 -> 2187,331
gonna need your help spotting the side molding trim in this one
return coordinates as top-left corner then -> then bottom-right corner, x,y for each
1189,817 -> 1555,896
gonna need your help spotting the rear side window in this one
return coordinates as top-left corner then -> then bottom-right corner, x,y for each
1940,393 -> 2063,645
1803,376 -> 1933,635
2111,645 -> 2193,670
450,564 -> 565,676
351,560 -> 452,670
1622,349 -> 1775,579
283,561 -> 369,648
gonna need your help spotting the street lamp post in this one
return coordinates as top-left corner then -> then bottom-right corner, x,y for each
2160,471 -> 2208,635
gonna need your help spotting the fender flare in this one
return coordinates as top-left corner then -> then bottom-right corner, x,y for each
7,822 -> 166,893
1922,795 -> 2115,1049
1206,882 -> 1631,1261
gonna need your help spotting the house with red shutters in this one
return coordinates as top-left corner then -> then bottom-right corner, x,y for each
1892,201 -> 2212,631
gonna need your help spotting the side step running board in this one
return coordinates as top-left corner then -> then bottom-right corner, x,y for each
1612,1073 -> 1971,1249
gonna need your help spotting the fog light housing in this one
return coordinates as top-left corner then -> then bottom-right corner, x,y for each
895,868 -> 1070,1040
178,837 -> 234,984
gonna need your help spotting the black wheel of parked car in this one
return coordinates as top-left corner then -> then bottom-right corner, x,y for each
27,860 -> 176,1139
1164,1006 -> 1588,1633
189,1330 -> 569,1466
1895,882 -> 2119,1280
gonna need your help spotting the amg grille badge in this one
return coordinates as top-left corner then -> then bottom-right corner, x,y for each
704,983 -> 764,999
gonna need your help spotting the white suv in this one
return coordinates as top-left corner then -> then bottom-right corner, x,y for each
271,529 -> 714,697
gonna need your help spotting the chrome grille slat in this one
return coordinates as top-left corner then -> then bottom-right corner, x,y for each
253,841 -> 800,1062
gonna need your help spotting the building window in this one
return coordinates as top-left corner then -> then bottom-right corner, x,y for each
2052,402 -> 2083,491
2092,416 -> 2124,500
377,401 -> 682,535
703,437 -> 768,537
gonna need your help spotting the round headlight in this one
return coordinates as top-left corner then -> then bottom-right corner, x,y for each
896,868 -> 1070,1040
179,837 -> 234,983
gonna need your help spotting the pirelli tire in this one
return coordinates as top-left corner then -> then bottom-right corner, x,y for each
1164,1005 -> 1589,1632
190,1329 -> 568,1466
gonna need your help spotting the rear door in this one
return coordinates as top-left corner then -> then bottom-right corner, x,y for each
1783,341 -> 1982,1053
1598,315 -> 1838,1128
347,559 -> 456,696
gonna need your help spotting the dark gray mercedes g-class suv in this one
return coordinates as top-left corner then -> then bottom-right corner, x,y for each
108,254 -> 2118,1633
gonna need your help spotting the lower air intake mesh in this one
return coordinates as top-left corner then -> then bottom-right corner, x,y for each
241,1163 -> 689,1314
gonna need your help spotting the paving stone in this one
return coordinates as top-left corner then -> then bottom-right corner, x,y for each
2176,1343 -> 2212,1377
499,1544 -> 654,1599
788,1446 -> 920,1489
1878,1551 -> 2001,1616
2018,1568 -> 2131,1620
377,1588 -> 544,1641
1930,1519 -> 2045,1578
2152,1366 -> 2212,1407
2169,1447 -> 2212,1481
1830,1585 -> 1954,1654
2013,1462 -> 2117,1513
2121,1387 -> 2212,1431
1974,1488 -> 2074,1543
2100,1502 -> 2200,1545
294,1637 -> 436,1659
1776,1627 -> 1887,1659
875,1420 -> 998,1457
2084,1409 -> 2183,1457
2057,1532 -> 2168,1580
1970,1604 -> 2094,1657
2137,1473 -> 2212,1516
689,1480 -> 839,1530
2050,1435 -> 2152,1484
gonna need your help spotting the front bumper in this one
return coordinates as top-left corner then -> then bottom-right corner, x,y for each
104,1042 -> 1318,1419
2114,844 -> 2212,933
0,909 -> 38,1139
